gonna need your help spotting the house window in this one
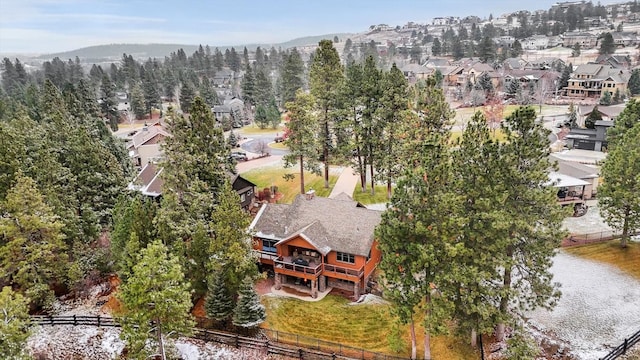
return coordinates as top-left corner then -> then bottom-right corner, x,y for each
240,193 -> 246,202
262,239 -> 277,253
336,252 -> 355,264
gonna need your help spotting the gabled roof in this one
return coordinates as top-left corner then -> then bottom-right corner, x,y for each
250,194 -> 382,257
128,162 -> 163,197
128,125 -> 170,149
551,156 -> 599,179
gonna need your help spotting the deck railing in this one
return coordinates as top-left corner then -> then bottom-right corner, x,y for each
274,257 -> 322,276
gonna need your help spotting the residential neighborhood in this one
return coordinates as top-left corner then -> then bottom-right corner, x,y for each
1,1 -> 640,360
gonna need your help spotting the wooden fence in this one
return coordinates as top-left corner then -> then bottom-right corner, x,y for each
599,329 -> 640,360
32,315 -> 411,360
562,230 -> 639,247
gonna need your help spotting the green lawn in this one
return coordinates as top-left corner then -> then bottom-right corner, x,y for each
262,295 -> 479,359
565,241 -> 640,279
352,185 -> 390,205
241,166 -> 338,204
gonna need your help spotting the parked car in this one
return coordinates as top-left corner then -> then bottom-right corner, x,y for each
274,136 -> 285,143
230,152 -> 248,161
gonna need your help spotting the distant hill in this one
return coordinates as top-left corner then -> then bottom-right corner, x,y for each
34,33 -> 353,62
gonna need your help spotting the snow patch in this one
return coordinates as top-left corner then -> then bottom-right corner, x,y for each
350,294 -> 389,305
526,251 -> 640,360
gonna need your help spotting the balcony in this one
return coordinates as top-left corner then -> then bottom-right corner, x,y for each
274,257 -> 322,277
323,263 -> 364,279
272,256 -> 364,280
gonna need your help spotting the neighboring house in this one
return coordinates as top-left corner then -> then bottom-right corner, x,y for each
611,32 -> 640,48
503,69 -> 561,96
126,124 -> 170,169
561,32 -> 598,48
522,35 -> 550,50
564,64 -> 630,99
594,54 -> 632,69
400,63 -> 434,83
458,61 -> 500,88
213,69 -> 234,87
250,192 -> 382,299
551,155 -> 600,199
565,119 -> 614,152
128,164 -> 257,210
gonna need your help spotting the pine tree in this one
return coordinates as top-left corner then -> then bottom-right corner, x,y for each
494,106 -> 565,344
600,91 -> 612,106
232,277 -> 266,329
628,69 -> 640,96
199,77 -> 219,107
254,104 -> 269,129
598,122 -> 640,248
607,98 -> 640,147
0,287 -> 31,360
205,271 -> 234,322
585,105 -> 602,129
450,112 -> 504,347
599,32 -> 615,55
241,64 -> 255,106
568,102 -> 578,128
130,81 -> 146,119
309,40 -> 344,189
0,173 -> 68,309
142,71 -> 161,118
179,80 -> 196,113
283,90 -> 321,194
227,129 -> 238,148
254,69 -> 272,107
279,48 -> 305,104
376,63 -> 408,199
117,240 -> 194,359
100,74 -> 119,131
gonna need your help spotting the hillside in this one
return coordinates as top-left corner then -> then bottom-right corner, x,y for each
34,33 -> 353,61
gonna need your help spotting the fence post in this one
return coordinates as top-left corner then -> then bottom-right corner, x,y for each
624,338 -> 628,354
235,334 -> 239,348
332,352 -> 336,360
49,315 -> 53,326
97,315 -> 101,327
298,348 -> 304,359
73,314 -> 77,326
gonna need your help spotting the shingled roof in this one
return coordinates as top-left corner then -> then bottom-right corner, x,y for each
250,194 -> 382,257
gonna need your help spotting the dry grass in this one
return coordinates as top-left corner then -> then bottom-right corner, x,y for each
241,167 -> 338,204
239,125 -> 285,135
261,295 -> 479,359
564,240 -> 640,280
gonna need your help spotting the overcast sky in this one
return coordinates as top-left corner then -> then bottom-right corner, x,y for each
0,0 -> 619,55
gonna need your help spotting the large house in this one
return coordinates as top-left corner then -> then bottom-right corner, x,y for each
564,64 -> 630,99
250,192 -> 382,299
128,163 -> 256,210
126,123 -> 170,169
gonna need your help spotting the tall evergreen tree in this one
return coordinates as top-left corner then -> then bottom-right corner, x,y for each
598,122 -> 640,248
199,77 -> 219,108
283,90 -> 321,194
607,98 -> 640,147
130,81 -> 146,119
205,271 -> 235,323
117,240 -> 194,360
0,173 -> 69,309
494,106 -> 565,343
599,32 -> 616,55
241,64 -> 255,106
142,71 -> 161,118
309,40 -> 344,188
279,48 -> 305,104
100,74 -> 119,131
376,63 -> 408,198
179,80 -> 196,113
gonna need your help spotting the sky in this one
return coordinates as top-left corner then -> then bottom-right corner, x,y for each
0,0 -> 619,55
